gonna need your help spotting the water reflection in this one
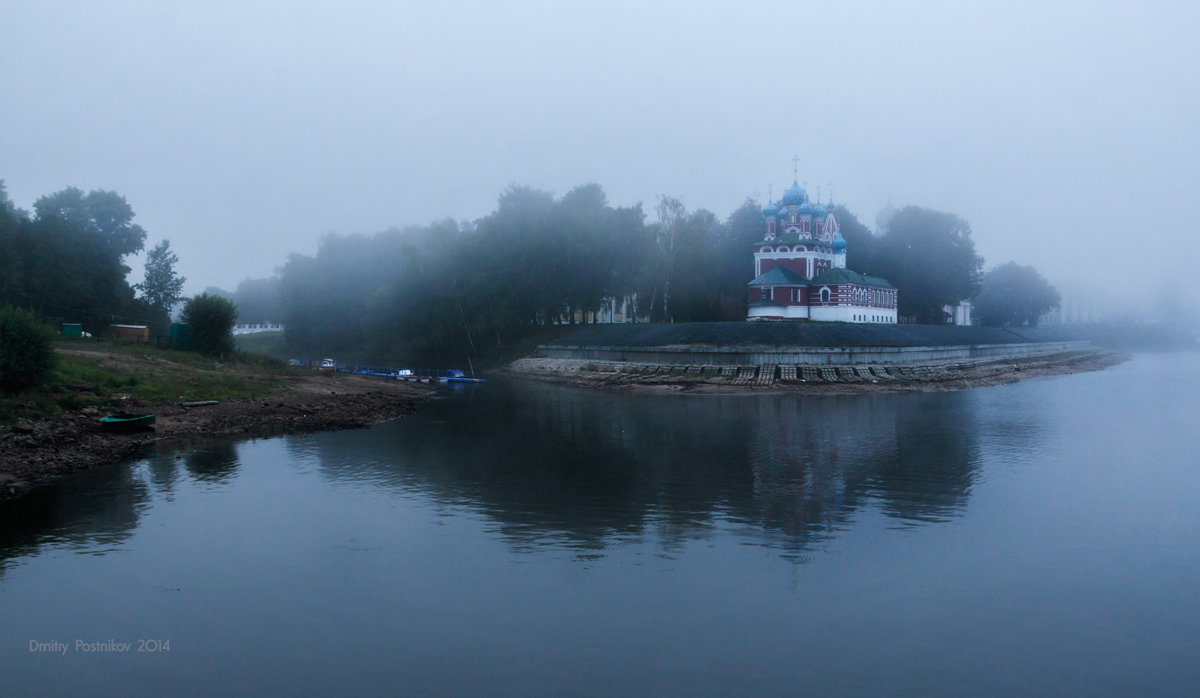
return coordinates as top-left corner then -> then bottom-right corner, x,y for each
0,462 -> 149,577
0,439 -> 244,575
183,441 -> 241,484
305,379 -> 990,558
0,378 -> 1031,570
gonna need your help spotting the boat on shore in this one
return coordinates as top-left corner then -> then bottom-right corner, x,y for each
100,413 -> 156,432
393,368 -> 486,384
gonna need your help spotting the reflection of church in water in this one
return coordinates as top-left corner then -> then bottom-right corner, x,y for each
748,177 -> 898,323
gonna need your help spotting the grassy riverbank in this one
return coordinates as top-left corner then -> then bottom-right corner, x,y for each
1,340 -> 294,424
0,341 -> 434,498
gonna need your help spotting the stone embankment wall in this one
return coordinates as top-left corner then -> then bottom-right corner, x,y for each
510,350 -> 1115,390
534,340 -> 1091,366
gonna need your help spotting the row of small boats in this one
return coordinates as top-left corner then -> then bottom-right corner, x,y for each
393,369 -> 486,384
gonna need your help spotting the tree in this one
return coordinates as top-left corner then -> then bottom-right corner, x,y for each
0,305 -> 56,394
830,204 -> 878,272
231,277 -> 282,324
32,187 -> 146,261
974,262 -> 1060,327
867,206 -> 983,323
181,293 -> 237,358
136,240 -> 186,329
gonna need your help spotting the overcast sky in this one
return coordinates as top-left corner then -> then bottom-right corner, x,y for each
3,0 -> 1198,310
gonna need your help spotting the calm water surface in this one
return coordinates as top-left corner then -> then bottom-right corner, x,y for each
2,353 -> 1198,696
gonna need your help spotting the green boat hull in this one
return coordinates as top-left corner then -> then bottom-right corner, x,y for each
100,413 -> 156,432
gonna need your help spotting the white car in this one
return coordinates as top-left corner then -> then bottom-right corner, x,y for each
319,358 -> 336,371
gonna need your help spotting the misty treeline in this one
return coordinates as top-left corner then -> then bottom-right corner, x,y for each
0,181 -> 186,333
268,184 -> 765,359
252,182 -> 1062,359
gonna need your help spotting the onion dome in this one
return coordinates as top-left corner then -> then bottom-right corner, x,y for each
762,199 -> 779,217
798,201 -> 814,215
833,233 -> 847,252
781,181 -> 807,206
811,203 -> 827,218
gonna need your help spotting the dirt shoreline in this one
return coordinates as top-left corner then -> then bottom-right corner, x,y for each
0,372 -> 435,500
505,349 -> 1128,394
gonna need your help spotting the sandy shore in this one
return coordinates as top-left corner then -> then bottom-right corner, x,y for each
506,349 -> 1127,394
0,370 -> 434,499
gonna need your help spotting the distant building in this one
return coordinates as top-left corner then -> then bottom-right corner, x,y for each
748,180 -> 898,323
943,300 -> 973,326
104,324 -> 150,343
232,322 -> 284,335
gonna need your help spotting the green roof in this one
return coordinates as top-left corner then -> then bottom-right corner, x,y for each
810,267 -> 895,289
748,265 -> 808,287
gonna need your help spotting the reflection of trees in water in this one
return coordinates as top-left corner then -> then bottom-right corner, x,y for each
312,379 -> 993,559
0,439 -> 245,576
852,392 -> 981,524
145,450 -> 181,496
744,391 -> 982,542
0,462 -> 149,577
183,442 -> 240,484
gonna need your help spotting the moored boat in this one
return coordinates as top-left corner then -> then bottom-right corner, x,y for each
443,369 -> 487,384
100,413 -> 156,432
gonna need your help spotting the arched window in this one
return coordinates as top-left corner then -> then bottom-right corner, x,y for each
820,287 -> 831,304
762,247 -> 773,253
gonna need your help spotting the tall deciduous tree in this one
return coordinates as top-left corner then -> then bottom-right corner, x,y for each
974,262 -> 1060,327
137,240 -> 186,328
867,206 -> 983,323
32,187 -> 146,261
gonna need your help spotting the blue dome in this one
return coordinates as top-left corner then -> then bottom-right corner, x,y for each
798,201 -> 814,215
762,200 -> 779,216
833,233 -> 847,251
811,204 -> 827,217
781,181 -> 807,206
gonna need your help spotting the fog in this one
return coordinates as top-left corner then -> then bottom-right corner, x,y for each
2,0 -> 1197,312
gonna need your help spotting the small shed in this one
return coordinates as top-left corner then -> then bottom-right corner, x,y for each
169,322 -> 192,350
61,323 -> 83,338
104,324 -> 150,343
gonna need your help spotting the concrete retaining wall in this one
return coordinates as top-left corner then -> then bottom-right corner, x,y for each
534,340 -> 1091,366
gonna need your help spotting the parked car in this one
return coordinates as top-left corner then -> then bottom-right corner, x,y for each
288,358 -> 304,367
319,358 -> 336,371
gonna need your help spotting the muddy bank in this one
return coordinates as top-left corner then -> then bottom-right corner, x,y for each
506,349 -> 1127,394
0,373 -> 434,499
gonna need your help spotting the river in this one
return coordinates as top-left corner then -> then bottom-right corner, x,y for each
2,353 -> 1198,696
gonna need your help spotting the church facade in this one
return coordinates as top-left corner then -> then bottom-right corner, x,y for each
747,180 -> 898,323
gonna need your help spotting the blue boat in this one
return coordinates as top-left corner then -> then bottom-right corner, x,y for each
443,369 -> 486,384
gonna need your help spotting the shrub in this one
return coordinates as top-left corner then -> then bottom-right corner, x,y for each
181,293 -> 238,358
0,306 -> 57,394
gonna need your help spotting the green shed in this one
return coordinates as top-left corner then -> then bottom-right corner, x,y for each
61,323 -> 83,338
169,322 -> 192,350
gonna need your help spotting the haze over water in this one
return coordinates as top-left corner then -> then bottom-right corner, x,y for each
2,353 -> 1199,696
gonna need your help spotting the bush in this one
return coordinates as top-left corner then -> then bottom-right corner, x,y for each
181,293 -> 238,358
0,306 -> 57,394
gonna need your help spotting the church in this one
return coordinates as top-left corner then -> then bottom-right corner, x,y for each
747,179 -> 898,323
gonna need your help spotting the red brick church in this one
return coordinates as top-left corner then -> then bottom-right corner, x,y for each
748,179 -> 897,323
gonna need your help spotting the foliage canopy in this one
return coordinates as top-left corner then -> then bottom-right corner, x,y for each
181,293 -> 238,358
0,305 -> 57,394
974,262 -> 1061,327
